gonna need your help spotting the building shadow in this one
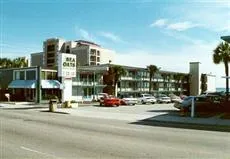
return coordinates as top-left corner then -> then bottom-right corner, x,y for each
147,109 -> 178,113
93,104 -> 119,108
4,106 -> 47,110
40,110 -> 69,114
130,112 -> 230,133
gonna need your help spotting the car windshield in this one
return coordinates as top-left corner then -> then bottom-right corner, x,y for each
183,96 -> 193,101
143,94 -> 151,97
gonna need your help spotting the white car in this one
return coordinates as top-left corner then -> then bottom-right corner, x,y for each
138,94 -> 157,104
121,96 -> 138,105
156,94 -> 171,103
169,94 -> 182,103
97,93 -> 108,102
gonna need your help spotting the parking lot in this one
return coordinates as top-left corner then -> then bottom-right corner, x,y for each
57,103 -> 178,122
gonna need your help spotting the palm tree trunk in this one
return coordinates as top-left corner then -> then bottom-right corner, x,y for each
149,78 -> 152,93
225,62 -> 229,100
115,83 -> 118,97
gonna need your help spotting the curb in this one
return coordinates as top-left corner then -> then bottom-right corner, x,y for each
138,119 -> 230,132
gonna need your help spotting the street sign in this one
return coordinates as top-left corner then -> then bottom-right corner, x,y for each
58,53 -> 76,78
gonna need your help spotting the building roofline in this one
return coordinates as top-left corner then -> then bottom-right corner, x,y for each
221,36 -> 230,43
78,63 -> 189,75
31,52 -> 43,55
0,66 -> 38,71
190,62 -> 201,64
75,40 -> 101,47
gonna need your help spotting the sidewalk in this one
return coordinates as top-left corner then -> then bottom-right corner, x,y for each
146,113 -> 230,127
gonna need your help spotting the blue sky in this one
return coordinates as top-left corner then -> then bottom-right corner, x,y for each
1,0 -> 230,87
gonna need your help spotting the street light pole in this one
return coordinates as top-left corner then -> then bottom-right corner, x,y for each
191,96 -> 195,118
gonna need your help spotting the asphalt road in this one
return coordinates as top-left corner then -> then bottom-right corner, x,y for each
1,109 -> 230,159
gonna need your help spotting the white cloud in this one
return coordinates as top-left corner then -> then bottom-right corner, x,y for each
150,19 -> 200,31
162,31 -> 204,45
168,2 -> 230,33
150,19 -> 167,27
167,21 -> 199,31
99,32 -> 123,43
78,28 -> 95,42
75,27 -> 107,45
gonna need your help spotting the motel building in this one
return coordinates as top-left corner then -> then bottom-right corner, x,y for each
0,57 -> 215,103
0,38 -> 217,103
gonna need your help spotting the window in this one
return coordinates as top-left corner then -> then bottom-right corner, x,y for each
90,56 -> 96,61
26,70 -> 36,80
90,62 -> 96,65
47,44 -> 55,52
46,72 -> 56,80
47,53 -> 55,58
47,59 -> 55,64
66,46 -> 70,53
15,71 -> 25,80
97,51 -> 100,56
72,86 -> 82,96
41,71 -> 45,79
90,49 -> 96,55
97,57 -> 100,62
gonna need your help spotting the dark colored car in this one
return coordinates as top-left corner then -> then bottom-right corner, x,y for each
174,95 -> 223,112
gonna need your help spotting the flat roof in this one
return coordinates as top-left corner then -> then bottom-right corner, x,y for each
78,63 -> 189,75
0,66 -> 38,71
221,36 -> 230,42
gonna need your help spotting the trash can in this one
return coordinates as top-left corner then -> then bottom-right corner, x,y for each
49,99 -> 57,112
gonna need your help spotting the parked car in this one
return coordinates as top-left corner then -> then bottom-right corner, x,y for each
155,94 -> 171,103
174,96 -> 193,110
138,94 -> 157,104
100,95 -> 120,107
120,95 -> 138,105
174,95 -> 222,112
169,94 -> 182,103
97,93 -> 108,101
179,94 -> 188,100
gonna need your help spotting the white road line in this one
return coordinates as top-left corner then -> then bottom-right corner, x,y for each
20,146 -> 57,158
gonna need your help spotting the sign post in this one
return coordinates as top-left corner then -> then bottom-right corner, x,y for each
58,53 -> 76,104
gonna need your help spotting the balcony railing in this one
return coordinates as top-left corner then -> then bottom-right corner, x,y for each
72,81 -> 104,86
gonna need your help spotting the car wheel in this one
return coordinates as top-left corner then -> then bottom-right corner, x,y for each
151,102 -> 155,104
141,100 -> 146,104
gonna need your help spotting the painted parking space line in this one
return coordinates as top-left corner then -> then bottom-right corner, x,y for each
20,146 -> 59,158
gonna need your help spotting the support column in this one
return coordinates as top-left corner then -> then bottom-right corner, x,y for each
61,77 -> 73,103
36,66 -> 41,104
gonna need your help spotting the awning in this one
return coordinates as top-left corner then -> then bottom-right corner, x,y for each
8,80 -> 36,89
41,80 -> 62,89
8,80 -> 62,89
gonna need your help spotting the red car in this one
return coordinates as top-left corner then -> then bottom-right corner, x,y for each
100,95 -> 120,107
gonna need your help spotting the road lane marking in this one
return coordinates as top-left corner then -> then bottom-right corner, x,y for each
20,146 -> 57,158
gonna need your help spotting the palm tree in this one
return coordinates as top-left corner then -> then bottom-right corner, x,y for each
0,58 -> 12,68
147,65 -> 159,93
12,57 -> 28,68
0,57 -> 28,68
111,65 -> 127,97
213,41 -> 230,99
